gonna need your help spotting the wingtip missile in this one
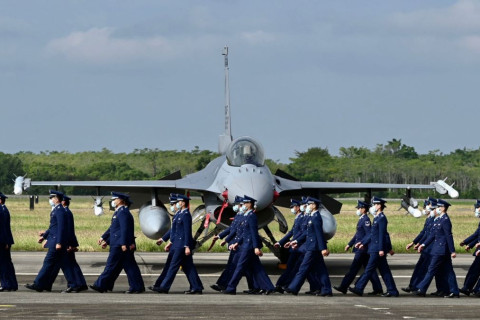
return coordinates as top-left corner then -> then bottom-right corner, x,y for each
13,175 -> 30,195
431,178 -> 459,198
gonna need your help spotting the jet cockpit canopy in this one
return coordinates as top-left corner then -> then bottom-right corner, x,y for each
226,137 -> 265,167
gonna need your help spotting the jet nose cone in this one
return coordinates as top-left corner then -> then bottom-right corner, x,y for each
226,164 -> 274,211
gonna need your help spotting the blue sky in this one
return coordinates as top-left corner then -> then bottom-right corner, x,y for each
1,0 -> 479,162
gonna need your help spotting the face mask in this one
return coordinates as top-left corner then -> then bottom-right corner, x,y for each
369,206 -> 376,215
239,205 -> 246,213
422,210 -> 427,216
291,208 -> 296,214
170,205 -> 176,212
475,208 -> 480,218
429,211 -> 435,218
176,202 -> 182,209
49,199 -> 55,207
305,206 -> 312,214
436,207 -> 442,214
233,205 -> 239,212
111,200 -> 117,208
300,205 -> 305,212
356,209 -> 362,216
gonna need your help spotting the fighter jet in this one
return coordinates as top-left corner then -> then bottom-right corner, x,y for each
14,46 -> 459,259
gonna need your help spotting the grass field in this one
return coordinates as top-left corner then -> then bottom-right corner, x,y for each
5,196 -> 479,254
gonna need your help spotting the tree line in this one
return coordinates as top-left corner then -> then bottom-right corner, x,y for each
1,139 -> 480,198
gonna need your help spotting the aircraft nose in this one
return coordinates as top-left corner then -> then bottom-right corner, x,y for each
225,164 -> 274,211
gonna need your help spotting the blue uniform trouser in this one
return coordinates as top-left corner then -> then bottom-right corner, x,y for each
287,250 -> 332,295
462,255 -> 480,292
225,249 -> 273,293
355,252 -> 398,295
416,254 -> 459,295
0,246 -> 18,290
94,247 -> 144,291
338,250 -> 382,292
216,249 -> 254,290
157,248 -> 203,291
61,251 -> 87,289
409,251 -> 447,293
276,250 -> 301,288
34,247 -> 66,290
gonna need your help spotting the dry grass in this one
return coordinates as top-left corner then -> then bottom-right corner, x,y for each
6,196 -> 479,253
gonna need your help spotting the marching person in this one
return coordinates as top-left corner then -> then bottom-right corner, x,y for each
274,198 -> 306,293
458,199 -> 480,296
286,196 -> 332,296
60,195 -> 87,293
150,194 -> 203,294
210,196 -> 255,292
223,195 -> 275,295
0,192 -> 18,292
90,192 -> 145,294
414,199 -> 459,298
402,198 -> 437,293
334,200 -> 383,295
349,197 -> 399,297
26,190 -> 68,292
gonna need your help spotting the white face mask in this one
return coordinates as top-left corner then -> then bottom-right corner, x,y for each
49,199 -> 55,207
355,209 -> 362,216
176,202 -> 182,210
436,207 -> 442,215
369,206 -> 377,215
232,205 -> 239,212
475,208 -> 480,218
429,211 -> 435,218
111,200 -> 117,208
291,208 -> 296,214
305,206 -> 312,214
300,205 -> 305,212
422,210 -> 427,216
240,205 -> 246,213
170,205 -> 176,212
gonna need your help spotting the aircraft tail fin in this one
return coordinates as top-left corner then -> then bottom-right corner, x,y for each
218,46 -> 232,154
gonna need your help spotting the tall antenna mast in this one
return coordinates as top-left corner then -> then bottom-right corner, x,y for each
218,46 -> 233,154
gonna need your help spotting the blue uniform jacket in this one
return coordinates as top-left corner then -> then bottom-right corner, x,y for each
278,213 -> 304,248
0,205 -> 14,245
422,214 -> 455,256
225,213 -> 247,244
45,204 -> 67,248
302,210 -> 327,252
361,212 -> 389,254
413,216 -> 434,244
170,208 -> 194,249
462,221 -> 480,256
219,213 -> 242,240
236,211 -> 262,250
64,207 -> 79,247
348,214 -> 371,252
103,206 -> 135,248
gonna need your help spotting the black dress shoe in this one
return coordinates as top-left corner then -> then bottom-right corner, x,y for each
285,288 -> 298,296
25,284 -> 44,292
348,287 -> 363,296
184,290 -> 202,294
258,289 -> 275,295
474,291 -> 480,297
275,286 -> 284,294
244,288 -> 260,294
221,290 -> 236,295
401,287 -> 412,293
333,286 -> 347,294
304,290 -> 315,295
412,290 -> 425,297
89,285 -> 105,293
61,287 -> 75,293
381,292 -> 399,297
429,290 -> 445,296
316,292 -> 333,297
367,290 -> 384,296
459,288 -> 470,296
210,284 -> 224,292
0,287 -> 14,292
444,293 -> 460,298
125,288 -> 145,294
74,285 -> 88,292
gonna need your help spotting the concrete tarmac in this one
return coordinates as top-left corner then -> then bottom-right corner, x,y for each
0,252 -> 479,319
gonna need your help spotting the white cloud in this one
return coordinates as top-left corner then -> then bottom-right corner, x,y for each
240,30 -> 277,45
45,27 -> 176,64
